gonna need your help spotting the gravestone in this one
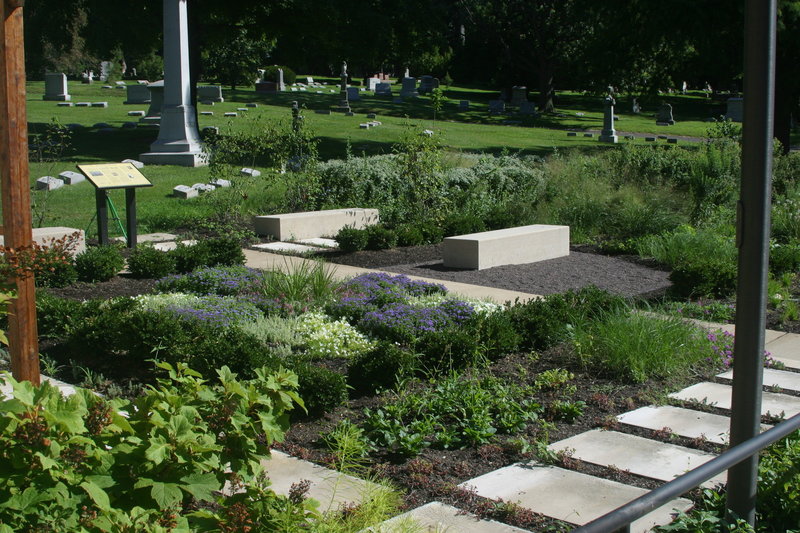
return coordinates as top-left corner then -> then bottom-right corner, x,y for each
599,95 -> 618,143
725,97 -> 744,122
91,102 -> 108,108
122,159 -> 145,168
367,77 -> 381,91
82,70 -> 94,84
36,176 -> 64,190
375,82 -> 392,96
335,61 -> 351,113
173,185 -> 198,199
99,61 -> 112,81
198,85 -> 224,103
488,100 -> 505,114
43,73 -> 70,101
511,86 -> 528,106
459,100 -> 470,111
632,98 -> 641,114
400,77 -> 418,98
124,84 -> 151,104
141,80 -> 164,124
418,75 -> 439,95
518,102 -> 538,116
346,86 -> 360,101
656,103 -> 675,125
58,171 -> 85,185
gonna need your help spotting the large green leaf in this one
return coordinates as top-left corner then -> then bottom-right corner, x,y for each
151,481 -> 182,508
80,480 -> 111,511
144,435 -> 170,464
179,472 -> 219,502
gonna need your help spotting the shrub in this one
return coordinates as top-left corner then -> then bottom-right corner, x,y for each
291,361 -> 348,417
172,241 -> 213,273
35,292 -> 84,339
170,237 -> 244,273
771,240 -> 800,275
74,245 -> 125,283
508,286 -> 627,351
336,226 -> 369,252
443,213 -> 486,236
0,232 -> 81,289
0,362 -> 308,531
261,64 -> 296,85
348,342 -> 419,395
127,244 -> 177,279
295,311 -> 375,359
669,258 -> 738,298
395,224 -> 425,247
365,225 -> 398,250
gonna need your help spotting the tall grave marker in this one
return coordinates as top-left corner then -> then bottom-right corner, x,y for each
140,0 -> 205,166
599,94 -> 618,143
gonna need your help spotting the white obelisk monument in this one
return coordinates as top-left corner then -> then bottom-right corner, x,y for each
140,0 -> 206,166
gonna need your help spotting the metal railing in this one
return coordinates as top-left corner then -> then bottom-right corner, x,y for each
571,412 -> 800,533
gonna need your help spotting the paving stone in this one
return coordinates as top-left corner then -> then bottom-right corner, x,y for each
765,333 -> 800,369
670,381 -> 800,418
368,502 -> 529,533
460,462 -> 692,531
617,405 -> 771,445
264,450 -> 385,512
549,430 -> 725,487
153,240 -> 197,252
717,367 -> 800,393
252,242 -> 320,254
297,238 -> 339,248
114,233 -> 177,244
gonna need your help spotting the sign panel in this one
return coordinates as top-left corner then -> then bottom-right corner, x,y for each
77,163 -> 152,189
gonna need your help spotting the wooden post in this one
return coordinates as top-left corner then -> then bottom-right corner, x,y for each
0,0 -> 40,385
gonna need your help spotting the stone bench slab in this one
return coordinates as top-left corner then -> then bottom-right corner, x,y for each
443,224 -> 569,270
254,208 -> 379,241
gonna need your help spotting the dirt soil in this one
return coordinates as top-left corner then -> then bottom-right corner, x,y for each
320,243 -> 673,299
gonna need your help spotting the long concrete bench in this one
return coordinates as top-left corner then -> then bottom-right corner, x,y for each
443,224 -> 569,270
0,226 -> 86,256
253,208 -> 379,241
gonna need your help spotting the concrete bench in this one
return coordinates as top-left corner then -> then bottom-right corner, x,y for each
254,208 -> 379,241
0,227 -> 86,256
443,224 -> 569,270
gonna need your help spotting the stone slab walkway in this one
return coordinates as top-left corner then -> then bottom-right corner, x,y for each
460,462 -> 691,531
670,381 -> 800,418
548,430 -> 726,487
717,367 -> 800,392
367,502 -> 530,532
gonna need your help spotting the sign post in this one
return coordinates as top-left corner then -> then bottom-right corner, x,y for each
0,0 -> 40,385
77,163 -> 152,248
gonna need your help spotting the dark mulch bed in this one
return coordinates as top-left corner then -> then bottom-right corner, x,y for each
320,244 -> 673,299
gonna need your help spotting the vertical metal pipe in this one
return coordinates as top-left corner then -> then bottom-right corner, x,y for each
727,0 -> 777,525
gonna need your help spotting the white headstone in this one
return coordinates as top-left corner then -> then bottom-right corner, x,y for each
367,77 -> 381,91
240,168 -> 261,177
36,176 -> 64,190
173,185 -> 198,198
43,73 -> 70,101
124,84 -> 151,104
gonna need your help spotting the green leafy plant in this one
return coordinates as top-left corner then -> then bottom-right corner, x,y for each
335,226 -> 369,253
0,362 -> 307,531
127,244 -> 177,279
74,245 -> 125,283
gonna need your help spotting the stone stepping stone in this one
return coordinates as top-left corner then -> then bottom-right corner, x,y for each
617,405 -> 771,445
717,367 -> 800,393
297,237 -> 338,248
765,333 -> 800,369
372,502 -> 529,532
252,242 -> 320,254
670,381 -> 800,418
153,240 -> 197,252
460,462 -> 691,531
549,430 -> 725,487
264,450 -> 385,512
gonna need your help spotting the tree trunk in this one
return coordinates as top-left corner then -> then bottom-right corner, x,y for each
537,60 -> 555,113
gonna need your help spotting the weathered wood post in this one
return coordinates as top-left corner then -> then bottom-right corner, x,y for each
0,0 -> 40,385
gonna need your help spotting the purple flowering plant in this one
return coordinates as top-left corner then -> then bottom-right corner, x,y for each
706,329 -> 780,369
327,272 -> 447,321
162,295 -> 261,328
156,266 -> 267,296
359,299 -> 475,342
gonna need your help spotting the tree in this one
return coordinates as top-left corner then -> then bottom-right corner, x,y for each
201,28 -> 274,90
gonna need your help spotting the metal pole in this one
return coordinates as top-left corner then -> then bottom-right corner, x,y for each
727,0 -> 776,525
0,0 -> 40,385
